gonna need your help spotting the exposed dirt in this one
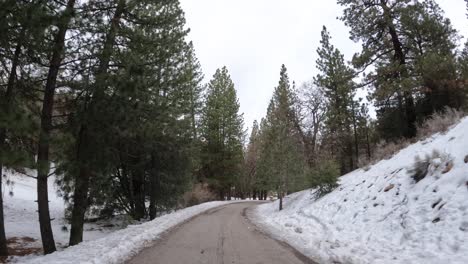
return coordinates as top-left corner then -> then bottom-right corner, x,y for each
0,237 -> 42,263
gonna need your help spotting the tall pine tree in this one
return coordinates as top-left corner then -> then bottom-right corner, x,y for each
258,65 -> 306,210
200,67 -> 244,200
314,26 -> 358,173
338,0 -> 461,140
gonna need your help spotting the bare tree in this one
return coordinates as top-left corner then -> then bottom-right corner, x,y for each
298,81 -> 326,166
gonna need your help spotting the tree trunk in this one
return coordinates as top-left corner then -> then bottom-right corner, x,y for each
0,25 -> 25,256
69,0 -> 125,244
404,92 -> 417,138
68,165 -> 90,246
36,0 -> 75,254
279,192 -> 283,211
352,103 -> 359,168
219,189 -> 224,201
0,165 -> 8,256
366,126 -> 371,160
132,170 -> 145,220
149,154 -> 158,220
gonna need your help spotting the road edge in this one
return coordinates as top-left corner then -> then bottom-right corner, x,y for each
243,204 -> 320,264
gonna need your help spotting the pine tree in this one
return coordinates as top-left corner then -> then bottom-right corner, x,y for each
338,0 -> 460,140
459,43 -> 468,111
53,0 -> 199,244
0,0 -> 47,256
255,118 -> 274,200
402,1 -> 460,117
244,120 -> 260,199
339,0 -> 416,139
36,0 -> 76,254
200,67 -> 245,200
259,65 -> 306,210
314,26 -> 358,173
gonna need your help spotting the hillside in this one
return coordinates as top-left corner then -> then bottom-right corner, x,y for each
253,117 -> 468,264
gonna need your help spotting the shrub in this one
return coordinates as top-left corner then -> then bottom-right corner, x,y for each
371,139 -> 410,163
408,150 -> 452,183
360,107 -> 465,170
181,183 -> 217,207
417,107 -> 465,139
308,160 -> 340,197
408,153 -> 432,183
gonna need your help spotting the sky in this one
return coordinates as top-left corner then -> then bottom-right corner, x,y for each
179,0 -> 468,133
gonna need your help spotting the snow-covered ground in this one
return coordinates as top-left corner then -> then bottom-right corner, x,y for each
13,200 -> 233,264
2,169 -> 237,263
253,117 -> 468,264
3,170 -> 129,252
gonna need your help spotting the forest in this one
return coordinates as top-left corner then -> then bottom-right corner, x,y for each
1,0 -> 468,257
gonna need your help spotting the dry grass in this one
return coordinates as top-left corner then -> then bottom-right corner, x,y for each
417,107 -> 465,139
371,139 -> 411,163
181,183 -> 217,207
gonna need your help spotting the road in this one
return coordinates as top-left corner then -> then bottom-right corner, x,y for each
127,202 -> 316,264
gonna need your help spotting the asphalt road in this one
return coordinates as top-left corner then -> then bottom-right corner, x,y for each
127,202 -> 316,264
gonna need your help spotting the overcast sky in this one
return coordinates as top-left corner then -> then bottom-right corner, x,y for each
179,0 -> 468,133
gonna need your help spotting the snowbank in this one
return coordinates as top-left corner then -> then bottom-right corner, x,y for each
253,117 -> 468,264
14,201 -> 233,264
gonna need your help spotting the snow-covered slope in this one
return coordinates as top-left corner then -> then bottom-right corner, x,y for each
253,117 -> 468,264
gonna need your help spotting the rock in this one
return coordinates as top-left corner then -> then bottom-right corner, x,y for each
384,184 -> 395,192
432,199 -> 442,209
294,227 -> 303,234
464,155 -> 468,164
442,161 -> 454,174
460,222 -> 468,232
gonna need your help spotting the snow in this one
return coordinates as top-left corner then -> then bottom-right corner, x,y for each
3,169 -> 238,263
12,201 -> 234,263
252,117 -> 468,264
3,170 -> 131,252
